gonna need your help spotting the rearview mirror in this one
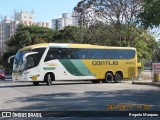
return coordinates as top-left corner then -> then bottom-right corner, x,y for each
8,55 -> 16,63
23,52 -> 38,61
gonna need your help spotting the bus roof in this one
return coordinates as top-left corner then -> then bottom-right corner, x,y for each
19,43 -> 136,51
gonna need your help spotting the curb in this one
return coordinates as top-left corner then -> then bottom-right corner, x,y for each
132,81 -> 160,87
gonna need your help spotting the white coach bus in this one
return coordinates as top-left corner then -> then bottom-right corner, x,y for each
9,43 -> 141,85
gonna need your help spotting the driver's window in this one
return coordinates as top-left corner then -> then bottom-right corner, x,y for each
27,56 -> 36,69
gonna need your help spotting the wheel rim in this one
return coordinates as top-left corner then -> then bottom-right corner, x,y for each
107,74 -> 113,82
107,75 -> 113,81
115,74 -> 122,82
105,73 -> 113,83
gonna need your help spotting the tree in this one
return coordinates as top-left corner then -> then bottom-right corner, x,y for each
2,51 -> 15,69
75,0 -> 143,26
7,30 -> 31,51
75,0 -> 143,45
74,0 -> 158,65
138,0 -> 160,29
132,28 -> 158,65
80,24 -> 157,65
6,24 -> 56,51
53,26 -> 82,43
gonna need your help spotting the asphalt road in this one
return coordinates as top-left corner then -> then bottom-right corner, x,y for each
0,77 -> 160,120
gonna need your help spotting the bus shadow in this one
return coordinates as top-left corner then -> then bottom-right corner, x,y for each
50,80 -> 125,86
0,84 -> 34,88
0,82 -> 93,88
0,81 -> 126,88
52,82 -> 92,85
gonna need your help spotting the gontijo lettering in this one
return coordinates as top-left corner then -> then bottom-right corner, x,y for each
92,61 -> 118,66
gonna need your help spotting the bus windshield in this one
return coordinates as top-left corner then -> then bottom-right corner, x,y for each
13,47 -> 46,72
13,51 -> 29,72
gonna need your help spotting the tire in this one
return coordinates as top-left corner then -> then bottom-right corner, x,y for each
45,74 -> 52,86
91,80 -> 100,83
102,73 -> 113,83
33,82 -> 39,86
114,73 -> 122,83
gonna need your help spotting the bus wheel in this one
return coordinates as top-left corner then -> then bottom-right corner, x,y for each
102,73 -> 113,83
91,80 -> 100,83
114,73 -> 122,83
45,73 -> 52,86
33,82 -> 39,86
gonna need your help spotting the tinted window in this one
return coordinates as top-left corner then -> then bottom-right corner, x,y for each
44,48 -> 135,62
27,56 -> 36,69
44,48 -> 61,62
31,47 -> 46,65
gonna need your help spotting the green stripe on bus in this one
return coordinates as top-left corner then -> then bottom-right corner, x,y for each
59,60 -> 84,76
70,60 -> 93,76
59,60 -> 93,76
43,67 -> 55,70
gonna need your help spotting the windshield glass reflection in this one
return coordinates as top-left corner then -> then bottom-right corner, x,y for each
13,48 -> 46,72
13,51 -> 29,72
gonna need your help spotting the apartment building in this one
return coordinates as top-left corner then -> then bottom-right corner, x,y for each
52,13 -> 73,30
72,10 -> 79,27
35,22 -> 49,28
0,16 -> 12,56
0,10 -> 49,56
52,11 -> 80,30
10,21 -> 20,37
14,10 -> 34,24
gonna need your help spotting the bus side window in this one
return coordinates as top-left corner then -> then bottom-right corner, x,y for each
49,54 -> 54,59
82,55 -> 85,59
45,52 -> 51,61
27,56 -> 36,69
68,55 -> 71,59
